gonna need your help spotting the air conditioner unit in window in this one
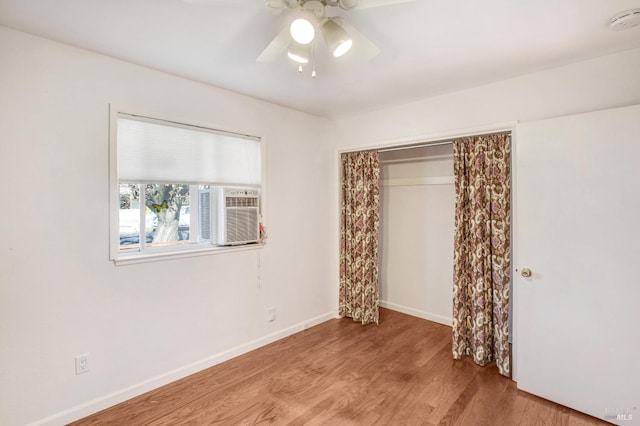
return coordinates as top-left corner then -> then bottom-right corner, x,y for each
215,187 -> 260,246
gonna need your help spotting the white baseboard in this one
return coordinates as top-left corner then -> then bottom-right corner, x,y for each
380,301 -> 452,327
30,311 -> 336,426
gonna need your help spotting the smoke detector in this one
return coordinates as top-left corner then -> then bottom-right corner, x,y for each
610,9 -> 640,31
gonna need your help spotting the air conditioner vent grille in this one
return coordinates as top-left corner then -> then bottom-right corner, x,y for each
226,196 -> 259,207
216,187 -> 260,246
225,208 -> 259,244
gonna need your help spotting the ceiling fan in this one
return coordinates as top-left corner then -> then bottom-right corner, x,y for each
184,0 -> 415,76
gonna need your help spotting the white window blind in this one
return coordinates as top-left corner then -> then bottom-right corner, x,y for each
117,114 -> 261,185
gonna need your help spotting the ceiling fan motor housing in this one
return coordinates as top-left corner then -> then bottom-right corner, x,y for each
302,1 -> 326,17
268,0 -> 361,11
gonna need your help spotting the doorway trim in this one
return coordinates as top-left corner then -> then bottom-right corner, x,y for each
333,120 -> 520,379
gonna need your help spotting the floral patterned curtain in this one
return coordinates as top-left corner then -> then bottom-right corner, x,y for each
339,150 -> 381,325
452,132 -> 511,376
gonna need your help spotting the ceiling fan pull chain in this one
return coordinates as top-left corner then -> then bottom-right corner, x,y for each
312,43 -> 317,78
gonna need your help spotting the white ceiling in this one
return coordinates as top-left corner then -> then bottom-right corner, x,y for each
1,0 -> 639,118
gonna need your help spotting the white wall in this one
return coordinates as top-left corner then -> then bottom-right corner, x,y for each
0,26 -> 336,426
334,47 -> 640,149
379,147 -> 454,325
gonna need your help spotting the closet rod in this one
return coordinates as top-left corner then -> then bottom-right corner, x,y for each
378,140 -> 452,153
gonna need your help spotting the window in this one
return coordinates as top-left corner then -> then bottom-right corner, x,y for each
110,111 -> 262,263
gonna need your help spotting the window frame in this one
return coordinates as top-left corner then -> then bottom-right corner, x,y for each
109,105 -> 266,265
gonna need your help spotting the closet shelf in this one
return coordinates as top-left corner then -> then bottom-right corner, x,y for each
382,176 -> 455,187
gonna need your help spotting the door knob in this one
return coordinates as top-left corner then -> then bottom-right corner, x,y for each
521,268 -> 532,278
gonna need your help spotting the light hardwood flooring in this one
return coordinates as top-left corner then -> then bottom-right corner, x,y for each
71,308 -> 609,425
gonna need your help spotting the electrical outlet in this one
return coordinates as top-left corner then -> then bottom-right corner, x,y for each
267,308 -> 276,323
75,353 -> 89,375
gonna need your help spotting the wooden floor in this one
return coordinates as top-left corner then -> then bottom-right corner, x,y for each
72,309 -> 609,425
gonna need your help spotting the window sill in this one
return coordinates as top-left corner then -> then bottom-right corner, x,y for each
112,243 -> 264,266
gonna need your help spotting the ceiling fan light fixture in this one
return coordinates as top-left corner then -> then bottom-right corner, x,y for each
322,19 -> 353,57
290,17 -> 316,44
333,38 -> 352,57
287,41 -> 311,64
338,0 -> 359,10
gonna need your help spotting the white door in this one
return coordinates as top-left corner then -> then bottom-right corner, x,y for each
514,104 -> 640,425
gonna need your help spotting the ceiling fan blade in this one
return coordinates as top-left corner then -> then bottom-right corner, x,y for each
333,18 -> 380,60
256,25 -> 291,62
351,0 -> 415,9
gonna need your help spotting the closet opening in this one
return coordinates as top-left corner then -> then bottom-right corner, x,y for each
379,142 -> 455,327
340,131 -> 512,375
